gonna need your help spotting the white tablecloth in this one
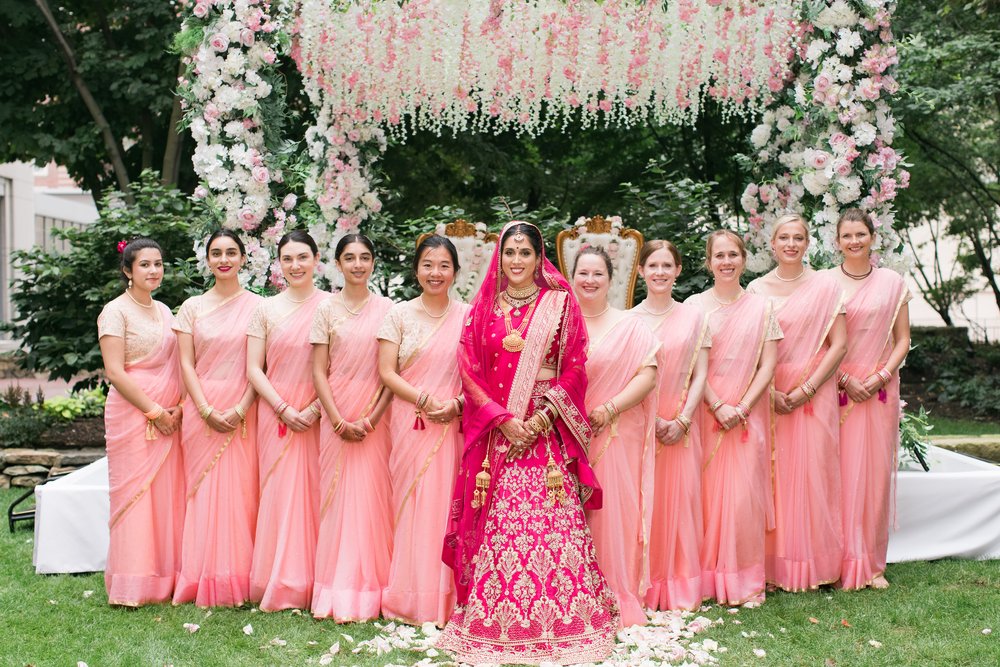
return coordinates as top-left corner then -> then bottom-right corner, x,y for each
888,446 -> 1000,562
32,457 -> 109,574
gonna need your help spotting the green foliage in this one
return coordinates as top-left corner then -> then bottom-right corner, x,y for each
0,385 -> 52,449
1,172 -> 203,389
40,387 -> 107,421
931,372 -> 1000,420
900,405 -> 933,469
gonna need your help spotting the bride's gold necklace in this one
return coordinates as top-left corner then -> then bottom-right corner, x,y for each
502,299 -> 538,352
502,286 -> 540,316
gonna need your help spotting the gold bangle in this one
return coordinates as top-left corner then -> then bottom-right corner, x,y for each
143,404 -> 164,420
234,404 -> 246,420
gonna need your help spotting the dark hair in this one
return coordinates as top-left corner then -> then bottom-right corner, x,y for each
413,235 -> 460,275
120,237 -> 162,285
335,233 -> 375,261
277,229 -> 318,256
500,223 -> 543,258
638,239 -> 681,267
572,245 -> 614,279
206,229 -> 246,257
836,207 -> 876,236
704,229 -> 746,271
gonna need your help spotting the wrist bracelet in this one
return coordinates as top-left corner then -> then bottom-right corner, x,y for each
143,404 -> 164,421
675,414 -> 692,434
709,399 -> 723,413
198,403 -> 214,419
275,401 -> 289,416
363,417 -> 375,433
334,419 -> 346,434
309,403 -> 322,418
234,404 -> 246,420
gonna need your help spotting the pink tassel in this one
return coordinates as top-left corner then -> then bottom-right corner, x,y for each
277,423 -> 287,438
839,391 -> 848,407
413,412 -> 426,430
878,388 -> 887,403
741,425 -> 749,443
804,402 -> 814,416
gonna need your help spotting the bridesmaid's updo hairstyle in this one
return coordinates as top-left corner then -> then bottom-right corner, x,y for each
836,207 -> 876,236
206,229 -> 246,256
500,222 -> 543,258
334,233 -> 375,261
413,235 -> 460,275
277,229 -> 319,256
770,213 -> 810,241
638,239 -> 681,268
703,230 -> 746,271
120,237 -> 162,285
572,245 -> 614,279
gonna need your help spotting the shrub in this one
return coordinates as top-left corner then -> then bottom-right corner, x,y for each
40,387 -> 107,421
0,384 -> 53,449
2,172 -> 204,390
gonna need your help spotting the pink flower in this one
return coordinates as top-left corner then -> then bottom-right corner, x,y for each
262,50 -> 276,64
209,33 -> 229,53
834,159 -> 852,177
238,208 -> 260,228
814,74 -> 831,92
192,2 -> 210,19
240,29 -> 255,48
203,103 -> 220,123
251,166 -> 270,184
281,193 -> 297,210
193,185 -> 209,199
806,149 -> 831,170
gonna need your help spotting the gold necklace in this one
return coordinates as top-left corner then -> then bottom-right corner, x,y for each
502,299 -> 537,352
419,295 -> 451,319
502,288 -> 539,316
640,300 -> 676,317
711,288 -> 744,306
125,288 -> 153,309
774,266 -> 805,282
583,304 -> 611,318
339,290 -> 371,316
505,283 -> 539,300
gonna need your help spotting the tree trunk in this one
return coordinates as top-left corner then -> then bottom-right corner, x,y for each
161,59 -> 187,187
33,0 -> 133,203
966,229 -> 1000,313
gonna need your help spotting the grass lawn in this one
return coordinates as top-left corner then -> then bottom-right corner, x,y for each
927,415 -> 1000,437
2,487 -> 998,666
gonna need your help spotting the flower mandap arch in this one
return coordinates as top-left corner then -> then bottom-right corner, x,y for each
177,0 -> 909,289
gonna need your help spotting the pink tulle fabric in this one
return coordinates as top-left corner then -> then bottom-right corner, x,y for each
697,293 -> 774,606
173,291 -> 261,607
765,274 -> 845,592
438,221 -> 618,665
311,294 -> 394,621
836,268 -> 907,589
643,303 -> 708,611
584,315 -> 658,627
104,303 -> 185,606
381,301 -> 468,627
249,291 -> 326,611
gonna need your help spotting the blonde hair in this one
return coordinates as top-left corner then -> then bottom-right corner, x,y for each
638,239 -> 681,267
771,213 -> 810,241
703,229 -> 746,271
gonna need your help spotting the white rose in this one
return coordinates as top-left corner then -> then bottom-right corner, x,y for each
750,124 -> 772,148
835,29 -> 863,57
802,170 -> 831,196
805,39 -> 831,63
835,176 -> 862,203
852,122 -> 877,146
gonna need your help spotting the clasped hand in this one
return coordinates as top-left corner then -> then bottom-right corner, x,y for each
424,396 -> 459,424
499,418 -> 535,461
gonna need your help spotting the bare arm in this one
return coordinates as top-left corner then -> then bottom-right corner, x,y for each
248,334 -> 311,432
657,348 -> 709,445
590,365 -> 657,435
787,313 -> 848,409
100,335 -> 177,434
178,331 -> 237,433
714,340 -> 778,430
862,302 -> 911,394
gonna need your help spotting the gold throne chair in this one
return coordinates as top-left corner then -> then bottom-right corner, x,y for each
555,215 -> 644,309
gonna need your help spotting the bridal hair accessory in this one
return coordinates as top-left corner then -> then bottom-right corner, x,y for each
117,240 -> 128,253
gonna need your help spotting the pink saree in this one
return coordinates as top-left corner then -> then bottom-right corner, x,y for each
838,268 -> 908,589
765,274 -> 844,592
104,303 -> 185,606
644,304 -> 708,611
381,301 -> 468,627
584,314 -> 658,627
439,223 -> 618,666
698,293 -> 774,606
248,291 -> 325,611
311,294 -> 394,621
173,291 -> 261,607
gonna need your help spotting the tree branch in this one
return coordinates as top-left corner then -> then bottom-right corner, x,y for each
908,127 -> 1000,210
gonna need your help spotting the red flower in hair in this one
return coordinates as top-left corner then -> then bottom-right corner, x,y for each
116,240 -> 128,253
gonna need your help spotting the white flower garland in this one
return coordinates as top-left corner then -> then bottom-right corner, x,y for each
741,0 -> 911,273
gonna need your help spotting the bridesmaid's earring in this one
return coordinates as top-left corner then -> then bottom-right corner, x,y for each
128,278 -> 133,289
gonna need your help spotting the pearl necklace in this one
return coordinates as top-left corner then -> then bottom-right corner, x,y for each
774,266 -> 805,282
640,300 -> 676,317
125,288 -> 153,309
419,295 -> 451,319
711,288 -> 744,306
583,304 -> 611,319
339,291 -> 371,316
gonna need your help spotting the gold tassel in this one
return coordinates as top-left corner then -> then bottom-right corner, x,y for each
609,414 -> 619,438
472,454 -> 491,509
241,418 -> 247,440
145,419 -> 158,441
545,452 -> 566,506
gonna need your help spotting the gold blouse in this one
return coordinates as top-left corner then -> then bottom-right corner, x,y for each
376,301 -> 442,366
97,296 -> 169,364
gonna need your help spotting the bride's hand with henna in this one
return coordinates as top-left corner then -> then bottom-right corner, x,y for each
499,418 -> 533,460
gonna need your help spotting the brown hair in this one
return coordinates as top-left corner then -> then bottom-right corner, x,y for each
770,213 -> 810,241
572,245 -> 613,279
703,229 -> 746,271
638,239 -> 681,267
836,207 -> 875,235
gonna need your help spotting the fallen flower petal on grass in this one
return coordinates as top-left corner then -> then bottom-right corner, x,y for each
341,633 -> 354,643
269,638 -> 287,647
182,623 -> 200,633
242,624 -> 253,635
841,619 -> 852,628
753,648 -> 767,658
982,628 -> 992,635
868,640 -> 883,648
809,617 -> 819,624
82,590 -> 94,598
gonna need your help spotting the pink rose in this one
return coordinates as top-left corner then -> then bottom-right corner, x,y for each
238,208 -> 260,228
209,33 -> 229,53
203,102 -> 220,123
807,149 -> 831,170
281,194 -> 297,210
193,185 -> 209,200
262,50 -> 276,64
240,29 -> 255,48
814,74 -> 831,92
251,166 -> 270,184
834,160 -> 852,177
192,2 -> 209,19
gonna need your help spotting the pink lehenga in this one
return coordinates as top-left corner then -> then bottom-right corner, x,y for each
173,291 -> 261,607
642,304 -> 709,611
694,292 -> 776,606
762,274 -> 844,592
836,268 -> 909,589
247,290 -> 327,611
584,315 -> 658,627
310,293 -> 394,621
439,223 -> 618,666
99,300 -> 185,606
379,300 -> 469,626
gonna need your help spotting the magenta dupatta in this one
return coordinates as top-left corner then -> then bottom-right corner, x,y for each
443,222 -> 597,605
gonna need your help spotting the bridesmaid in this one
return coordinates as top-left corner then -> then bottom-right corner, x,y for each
574,246 -> 658,628
828,208 -> 910,590
632,240 -> 710,612
310,234 -> 394,621
246,230 -> 328,611
747,214 -> 847,593
98,237 -> 184,606
172,230 -> 261,607
377,235 -> 468,626
686,230 -> 780,607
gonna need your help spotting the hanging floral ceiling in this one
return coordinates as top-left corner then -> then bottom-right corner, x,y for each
177,0 -> 910,289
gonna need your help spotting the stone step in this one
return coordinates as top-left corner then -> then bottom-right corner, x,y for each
57,449 -> 106,467
0,448 -> 61,467
3,465 -> 49,476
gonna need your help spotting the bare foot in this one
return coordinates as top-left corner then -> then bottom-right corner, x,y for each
871,575 -> 890,590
